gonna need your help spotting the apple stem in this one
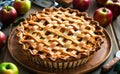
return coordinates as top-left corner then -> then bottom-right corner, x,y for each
6,6 -> 11,11
103,7 -> 106,12
6,65 -> 10,69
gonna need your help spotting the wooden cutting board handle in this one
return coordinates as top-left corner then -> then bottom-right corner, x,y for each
102,57 -> 120,72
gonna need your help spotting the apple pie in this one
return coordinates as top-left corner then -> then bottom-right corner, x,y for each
16,7 -> 105,69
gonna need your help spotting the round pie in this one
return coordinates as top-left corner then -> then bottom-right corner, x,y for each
16,7 -> 105,69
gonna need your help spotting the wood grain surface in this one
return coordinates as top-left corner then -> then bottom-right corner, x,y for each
1,0 -> 120,74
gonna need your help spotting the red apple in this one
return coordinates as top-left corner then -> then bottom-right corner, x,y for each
0,31 -> 6,48
93,7 -> 113,27
73,0 -> 90,12
96,0 -> 107,5
105,0 -> 120,19
13,0 -> 31,15
0,6 -> 17,25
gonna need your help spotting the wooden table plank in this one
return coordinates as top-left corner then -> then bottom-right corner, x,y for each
113,16 -> 120,47
1,0 -> 120,74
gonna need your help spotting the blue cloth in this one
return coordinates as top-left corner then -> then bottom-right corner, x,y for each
0,0 -> 14,10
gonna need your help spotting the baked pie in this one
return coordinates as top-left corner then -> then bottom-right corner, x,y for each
16,7 -> 105,69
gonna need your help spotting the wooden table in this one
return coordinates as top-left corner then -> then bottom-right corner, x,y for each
0,0 -> 120,74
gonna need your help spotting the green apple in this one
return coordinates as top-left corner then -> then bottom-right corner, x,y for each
13,0 -> 31,15
0,62 -> 19,74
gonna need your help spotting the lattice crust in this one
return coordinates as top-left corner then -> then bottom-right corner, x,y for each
16,7 -> 105,61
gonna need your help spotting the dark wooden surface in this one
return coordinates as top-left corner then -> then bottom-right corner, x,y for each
0,0 -> 120,74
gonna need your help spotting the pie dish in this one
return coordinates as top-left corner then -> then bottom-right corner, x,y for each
15,7 -> 105,69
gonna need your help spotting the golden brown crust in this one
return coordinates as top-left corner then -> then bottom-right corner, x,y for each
16,7 -> 104,62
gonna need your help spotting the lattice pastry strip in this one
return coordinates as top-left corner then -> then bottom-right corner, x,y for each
16,7 -> 105,61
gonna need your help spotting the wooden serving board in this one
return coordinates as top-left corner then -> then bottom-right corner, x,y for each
8,28 -> 111,74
